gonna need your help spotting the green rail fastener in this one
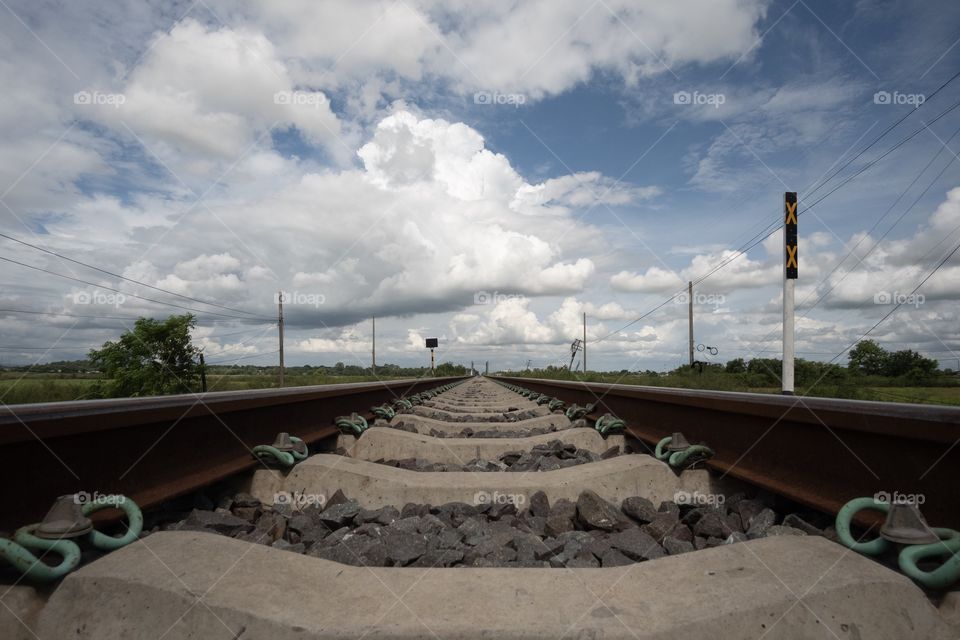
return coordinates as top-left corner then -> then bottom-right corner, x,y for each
372,404 -> 396,420
253,433 -> 307,468
394,398 -> 414,411
594,414 -> 626,436
669,445 -> 714,469
0,494 -> 141,583
536,396 -> 552,405
252,445 -> 295,467
334,413 -> 369,437
0,530 -> 81,583
565,403 -> 595,420
836,497 -> 960,589
84,495 -> 143,550
899,529 -> 960,590
654,435 -> 715,470
289,436 -> 308,462
835,497 -> 892,555
548,398 -> 565,411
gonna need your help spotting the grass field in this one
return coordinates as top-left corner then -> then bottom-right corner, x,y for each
0,372 -> 417,405
502,371 -> 960,407
739,385 -> 960,405
2,371 -> 959,406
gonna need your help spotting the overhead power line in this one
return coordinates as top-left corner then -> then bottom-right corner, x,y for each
594,72 -> 960,345
0,255 -> 269,321
801,121 -> 960,317
0,232 -> 270,319
206,349 -> 280,366
828,238 -> 960,364
804,68 -> 960,199
0,307 -> 140,321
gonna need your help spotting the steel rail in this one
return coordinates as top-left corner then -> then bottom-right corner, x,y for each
0,377 -> 469,529
495,376 -> 960,529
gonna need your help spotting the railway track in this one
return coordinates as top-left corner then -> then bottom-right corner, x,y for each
2,376 -> 959,638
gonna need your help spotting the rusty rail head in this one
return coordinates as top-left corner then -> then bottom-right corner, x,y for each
0,377 -> 469,530
494,376 -> 960,529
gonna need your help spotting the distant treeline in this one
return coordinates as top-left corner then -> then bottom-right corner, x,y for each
2,359 -> 470,378
512,340 -> 955,389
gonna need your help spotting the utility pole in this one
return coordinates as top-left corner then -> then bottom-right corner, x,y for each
783,192 -> 798,395
688,281 -> 694,367
199,352 -> 207,392
485,361 -> 488,375
277,290 -> 285,387
582,312 -> 587,372
371,316 -> 376,374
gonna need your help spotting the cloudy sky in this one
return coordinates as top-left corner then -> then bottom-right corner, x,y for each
1,0 -> 959,372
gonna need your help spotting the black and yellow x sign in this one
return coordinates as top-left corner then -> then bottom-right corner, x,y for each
785,201 -> 797,224
786,244 -> 798,269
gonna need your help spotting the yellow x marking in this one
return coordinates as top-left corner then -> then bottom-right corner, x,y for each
785,201 -> 798,224
786,244 -> 798,269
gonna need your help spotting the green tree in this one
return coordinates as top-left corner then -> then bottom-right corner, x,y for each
884,349 -> 938,379
848,340 -> 889,375
89,314 -> 202,398
746,358 -> 782,385
435,362 -> 467,377
725,358 -> 747,373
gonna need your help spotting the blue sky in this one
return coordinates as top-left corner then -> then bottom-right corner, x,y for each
1,0 -> 959,372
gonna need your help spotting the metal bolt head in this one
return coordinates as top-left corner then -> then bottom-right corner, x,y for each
271,432 -> 295,452
880,501 -> 939,545
35,495 -> 94,539
667,432 -> 691,451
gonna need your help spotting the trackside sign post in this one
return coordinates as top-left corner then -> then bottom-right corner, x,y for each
782,192 -> 797,395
